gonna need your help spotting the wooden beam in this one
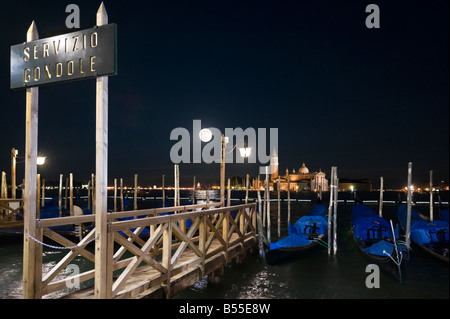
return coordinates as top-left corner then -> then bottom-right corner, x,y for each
94,1 -> 111,299
23,20 -> 39,299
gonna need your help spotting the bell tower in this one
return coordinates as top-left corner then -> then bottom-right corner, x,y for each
270,148 -> 278,181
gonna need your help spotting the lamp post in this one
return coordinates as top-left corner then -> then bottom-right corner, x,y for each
198,129 -> 251,204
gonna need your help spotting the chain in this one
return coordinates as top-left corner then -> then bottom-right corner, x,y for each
24,231 -> 96,250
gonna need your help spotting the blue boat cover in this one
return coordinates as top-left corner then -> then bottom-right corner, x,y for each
269,203 -> 327,250
352,204 -> 394,241
398,204 -> 449,246
362,240 -> 394,256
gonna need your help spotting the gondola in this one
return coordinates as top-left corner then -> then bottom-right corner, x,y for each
263,200 -> 328,265
398,204 -> 449,263
352,202 -> 410,281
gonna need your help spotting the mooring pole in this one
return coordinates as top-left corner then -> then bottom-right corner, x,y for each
11,148 -> 17,199
114,178 -> 117,212
378,176 -> 383,217
220,135 -> 226,204
405,162 -> 413,249
94,2 -> 111,299
333,169 -> 338,255
265,166 -> 271,243
192,176 -> 196,204
59,174 -> 63,217
429,170 -> 433,222
134,173 -> 138,210
327,166 -> 335,256
23,20 -> 39,299
287,173 -> 291,227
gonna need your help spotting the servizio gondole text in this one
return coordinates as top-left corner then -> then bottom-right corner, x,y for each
10,23 -> 116,89
22,31 -> 98,83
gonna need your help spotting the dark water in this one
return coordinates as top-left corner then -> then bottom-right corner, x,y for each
1,190 -> 448,299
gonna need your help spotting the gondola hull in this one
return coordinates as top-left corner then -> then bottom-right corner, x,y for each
398,205 -> 449,264
352,203 -> 410,281
263,234 -> 326,265
352,229 -> 409,281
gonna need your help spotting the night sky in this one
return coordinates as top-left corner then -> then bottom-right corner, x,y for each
0,0 -> 448,188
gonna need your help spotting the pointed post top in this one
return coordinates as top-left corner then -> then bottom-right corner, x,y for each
27,20 -> 38,42
97,2 -> 108,26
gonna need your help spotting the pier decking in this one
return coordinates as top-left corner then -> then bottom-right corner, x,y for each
24,202 -> 258,299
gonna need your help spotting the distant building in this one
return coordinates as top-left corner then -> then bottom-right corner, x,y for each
268,150 -> 329,192
338,178 -> 372,192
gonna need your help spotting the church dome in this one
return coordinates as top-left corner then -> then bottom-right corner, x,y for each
299,162 -> 309,174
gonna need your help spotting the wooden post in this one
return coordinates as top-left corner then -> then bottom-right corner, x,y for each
277,177 -> 281,238
23,20 -> 39,299
134,173 -> 138,210
11,148 -> 18,199
36,175 -> 40,218
162,221 -> 172,297
333,170 -> 338,255
59,174 -> 63,217
41,178 -> 45,207
227,178 -> 231,207
69,173 -> 73,216
174,165 -> 179,207
327,167 -> 335,256
405,162 -> 413,249
262,174 -> 266,227
265,166 -> 271,243
120,177 -> 124,211
162,174 -> 165,207
220,135 -> 226,204
192,176 -> 196,204
87,180 -> 91,210
91,174 -> 95,214
1,172 -> 6,199
429,170 -> 433,222
114,178 -> 117,212
64,177 -> 68,210
378,176 -> 383,217
287,173 -> 291,227
94,2 -> 111,299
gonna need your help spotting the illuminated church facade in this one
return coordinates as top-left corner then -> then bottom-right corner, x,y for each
269,150 -> 329,192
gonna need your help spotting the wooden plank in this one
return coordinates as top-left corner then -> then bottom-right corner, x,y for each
38,214 -> 94,228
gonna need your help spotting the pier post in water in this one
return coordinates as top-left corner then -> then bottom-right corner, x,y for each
405,162 -> 413,248
378,176 -> 383,217
429,170 -> 433,222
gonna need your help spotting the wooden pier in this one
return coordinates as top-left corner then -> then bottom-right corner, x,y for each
24,201 -> 258,299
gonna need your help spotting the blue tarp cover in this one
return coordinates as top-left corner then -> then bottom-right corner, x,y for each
270,233 -> 311,249
410,220 -> 449,245
398,205 -> 449,245
352,204 -> 394,241
362,240 -> 394,256
269,203 -> 327,250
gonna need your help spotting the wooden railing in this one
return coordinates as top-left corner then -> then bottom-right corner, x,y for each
0,199 -> 24,222
31,202 -> 257,299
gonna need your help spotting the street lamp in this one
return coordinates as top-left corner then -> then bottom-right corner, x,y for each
238,147 -> 252,158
